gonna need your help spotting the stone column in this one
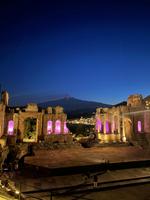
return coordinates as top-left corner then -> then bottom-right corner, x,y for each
116,114 -> 122,142
103,114 -> 106,134
61,120 -> 64,134
52,120 -> 55,134
35,118 -> 38,142
122,116 -> 127,142
111,115 -> 116,142
111,115 -> 114,134
97,116 -> 101,141
118,114 -> 120,134
1,111 -> 5,137
103,114 -> 107,143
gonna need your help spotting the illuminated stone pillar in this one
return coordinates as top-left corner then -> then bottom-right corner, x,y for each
103,114 -> 106,134
118,115 -> 120,134
52,120 -> 55,134
111,115 -> 114,134
116,114 -> 122,142
111,115 -> 116,143
35,119 -> 38,142
103,114 -> 108,143
97,117 -> 102,140
122,116 -> 127,142
61,120 -> 64,134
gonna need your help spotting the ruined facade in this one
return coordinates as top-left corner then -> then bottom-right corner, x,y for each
96,94 -> 150,146
0,91 -> 70,144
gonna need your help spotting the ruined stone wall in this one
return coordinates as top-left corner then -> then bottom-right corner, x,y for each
0,103 -> 5,137
43,113 -> 53,136
144,112 -> 150,133
4,112 -> 14,135
0,91 -> 70,143
18,111 -> 43,141
127,94 -> 143,107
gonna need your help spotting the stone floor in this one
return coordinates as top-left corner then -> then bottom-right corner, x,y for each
8,145 -> 150,199
25,146 -> 150,168
53,184 -> 150,200
13,167 -> 150,200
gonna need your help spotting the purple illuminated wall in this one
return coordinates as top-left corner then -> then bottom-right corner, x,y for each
137,121 -> 142,132
8,120 -> 14,135
105,121 -> 110,133
96,119 -> 102,132
47,120 -> 52,134
64,121 -> 69,134
55,120 -> 61,134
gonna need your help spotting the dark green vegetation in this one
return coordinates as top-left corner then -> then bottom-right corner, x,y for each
24,118 -> 37,140
67,123 -> 95,137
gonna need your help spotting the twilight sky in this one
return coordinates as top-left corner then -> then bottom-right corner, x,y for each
0,0 -> 150,104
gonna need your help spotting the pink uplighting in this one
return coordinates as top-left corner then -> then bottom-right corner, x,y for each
96,119 -> 102,132
55,120 -> 61,134
8,120 -> 14,135
47,120 -> 52,134
64,121 -> 69,134
105,121 -> 110,133
137,121 -> 142,132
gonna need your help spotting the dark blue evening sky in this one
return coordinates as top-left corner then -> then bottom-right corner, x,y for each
0,0 -> 150,104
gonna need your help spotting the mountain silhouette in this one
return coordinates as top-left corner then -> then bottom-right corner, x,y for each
38,97 -> 111,118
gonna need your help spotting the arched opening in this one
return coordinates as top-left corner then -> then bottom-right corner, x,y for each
47,120 -> 52,134
55,120 -> 61,134
24,118 -> 37,141
8,120 -> 14,135
64,121 -> 69,134
105,121 -> 110,134
137,120 -> 142,133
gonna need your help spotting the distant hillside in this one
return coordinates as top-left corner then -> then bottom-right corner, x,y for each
38,97 -> 111,118
114,101 -> 127,107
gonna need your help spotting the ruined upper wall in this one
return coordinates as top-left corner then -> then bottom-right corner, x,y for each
25,103 -> 38,112
127,94 -> 143,107
1,91 -> 9,106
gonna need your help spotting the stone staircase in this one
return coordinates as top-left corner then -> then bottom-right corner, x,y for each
135,134 -> 149,148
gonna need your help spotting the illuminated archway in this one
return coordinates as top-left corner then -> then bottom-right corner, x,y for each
55,120 -> 61,134
105,121 -> 110,134
137,121 -> 142,133
23,118 -> 37,141
8,120 -> 14,135
47,120 -> 53,134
